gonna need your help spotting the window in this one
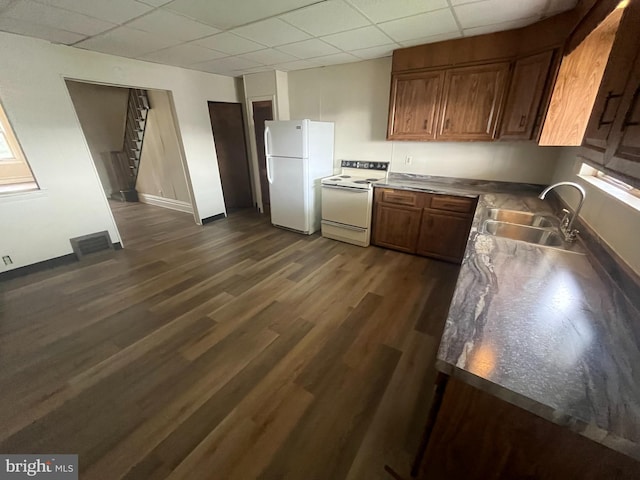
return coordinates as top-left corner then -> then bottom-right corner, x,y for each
0,102 -> 37,193
579,163 -> 640,210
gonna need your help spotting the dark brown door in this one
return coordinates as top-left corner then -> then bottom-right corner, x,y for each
208,102 -> 253,209
252,100 -> 274,213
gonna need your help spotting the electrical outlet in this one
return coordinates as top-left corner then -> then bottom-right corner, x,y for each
405,155 -> 413,165
2,255 -> 12,266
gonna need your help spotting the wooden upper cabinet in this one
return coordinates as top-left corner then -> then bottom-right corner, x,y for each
438,63 -> 510,141
388,71 -> 443,140
582,3 -> 640,162
500,51 -> 554,140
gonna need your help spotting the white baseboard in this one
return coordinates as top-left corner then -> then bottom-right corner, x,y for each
138,193 -> 193,214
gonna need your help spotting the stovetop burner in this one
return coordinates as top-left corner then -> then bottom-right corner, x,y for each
354,180 -> 369,184
339,175 -> 351,178
366,178 -> 380,181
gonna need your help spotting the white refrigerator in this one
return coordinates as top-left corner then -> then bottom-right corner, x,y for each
264,119 -> 334,234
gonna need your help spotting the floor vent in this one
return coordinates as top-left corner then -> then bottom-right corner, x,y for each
70,231 -> 114,259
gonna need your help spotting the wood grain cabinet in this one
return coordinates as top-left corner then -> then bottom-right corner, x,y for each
372,188 -> 477,263
500,51 -> 554,140
388,71 -> 443,140
438,62 -> 510,141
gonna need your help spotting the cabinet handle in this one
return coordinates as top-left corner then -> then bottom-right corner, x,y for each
444,118 -> 450,130
598,90 -> 623,128
622,86 -> 640,128
519,115 -> 527,127
423,119 -> 428,130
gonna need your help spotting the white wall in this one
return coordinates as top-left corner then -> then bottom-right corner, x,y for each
65,80 -> 129,196
0,32 -> 238,273
287,57 -> 562,184
136,89 -> 191,205
552,147 -> 640,275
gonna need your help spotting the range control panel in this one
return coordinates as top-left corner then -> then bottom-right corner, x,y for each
341,160 -> 390,171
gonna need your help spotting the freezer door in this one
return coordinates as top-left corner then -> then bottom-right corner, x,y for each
268,156 -> 310,233
264,120 -> 308,158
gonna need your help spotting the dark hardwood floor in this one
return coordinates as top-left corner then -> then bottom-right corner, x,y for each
0,201 -> 460,479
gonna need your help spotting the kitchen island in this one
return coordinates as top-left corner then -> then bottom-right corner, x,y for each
374,174 -> 640,478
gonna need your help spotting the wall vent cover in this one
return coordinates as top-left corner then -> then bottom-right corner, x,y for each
70,231 -> 114,259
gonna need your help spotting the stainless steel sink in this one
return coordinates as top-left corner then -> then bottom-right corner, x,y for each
484,208 -> 557,228
483,220 -> 565,247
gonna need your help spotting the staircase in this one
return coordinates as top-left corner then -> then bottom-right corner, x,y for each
110,89 -> 150,202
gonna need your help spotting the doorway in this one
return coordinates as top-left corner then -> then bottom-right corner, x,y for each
251,100 -> 274,214
207,102 -> 253,210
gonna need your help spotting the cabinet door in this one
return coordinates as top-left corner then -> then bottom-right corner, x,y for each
388,71 -> 444,140
500,51 -> 553,140
416,210 -> 472,263
372,204 -> 422,254
605,52 -> 640,185
582,3 -> 640,162
439,63 -> 510,141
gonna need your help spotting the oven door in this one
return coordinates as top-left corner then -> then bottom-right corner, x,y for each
321,184 -> 372,229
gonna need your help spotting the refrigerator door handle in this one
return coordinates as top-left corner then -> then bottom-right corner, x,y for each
264,126 -> 274,184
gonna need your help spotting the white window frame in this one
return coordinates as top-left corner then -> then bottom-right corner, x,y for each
578,163 -> 640,211
0,102 -> 37,191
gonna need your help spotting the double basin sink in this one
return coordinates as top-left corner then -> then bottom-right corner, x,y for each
480,208 -> 575,251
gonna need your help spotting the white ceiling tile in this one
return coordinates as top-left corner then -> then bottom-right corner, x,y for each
454,0 -> 547,29
192,55 -> 262,73
32,0 -> 152,24
322,25 -> 391,51
350,43 -> 398,59
75,26 -> 175,57
449,0 -> 480,5
166,0 -> 321,30
346,0 -> 448,22
194,32 -> 266,55
277,39 -> 341,59
280,0 -> 370,36
309,52 -> 360,66
0,17 -> 86,44
399,30 -> 462,47
136,0 -> 172,6
271,59 -> 318,71
140,43 -> 226,66
236,66 -> 275,74
4,0 -> 115,35
462,16 -> 538,37
231,18 -> 310,47
127,10 -> 220,41
378,8 -> 459,42
238,48 -> 298,65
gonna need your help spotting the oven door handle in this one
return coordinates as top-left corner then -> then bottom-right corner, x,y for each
321,220 -> 367,232
321,185 -> 370,192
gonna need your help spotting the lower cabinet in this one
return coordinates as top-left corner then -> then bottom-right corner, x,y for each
372,188 -> 477,263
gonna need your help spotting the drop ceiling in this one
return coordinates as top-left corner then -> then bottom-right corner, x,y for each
0,0 -> 578,77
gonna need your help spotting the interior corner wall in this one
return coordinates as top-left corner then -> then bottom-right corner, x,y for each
551,147 -> 640,275
65,80 -> 129,197
0,32 -> 239,274
287,57 -> 563,184
136,89 -> 191,206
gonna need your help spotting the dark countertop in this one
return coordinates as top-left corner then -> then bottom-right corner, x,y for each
374,173 -> 640,462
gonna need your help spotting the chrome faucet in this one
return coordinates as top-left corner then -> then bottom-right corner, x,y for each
538,181 -> 586,242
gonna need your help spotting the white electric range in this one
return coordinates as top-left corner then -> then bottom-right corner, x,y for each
320,160 -> 390,247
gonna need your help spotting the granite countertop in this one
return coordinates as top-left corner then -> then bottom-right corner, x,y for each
376,173 -> 640,462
